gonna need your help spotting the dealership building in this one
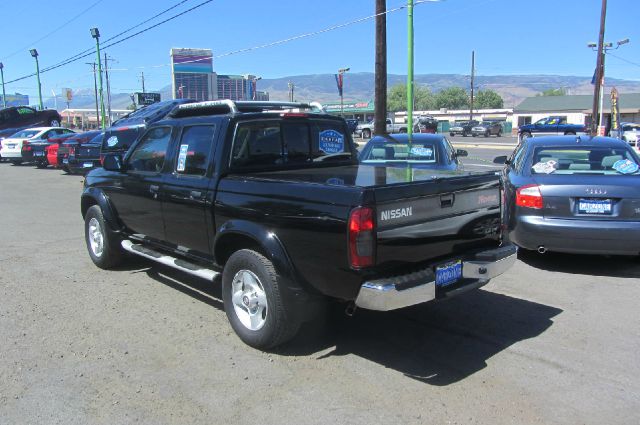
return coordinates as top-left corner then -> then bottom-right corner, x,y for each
170,48 -> 268,102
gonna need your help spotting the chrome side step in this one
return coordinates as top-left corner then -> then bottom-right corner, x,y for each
121,240 -> 219,281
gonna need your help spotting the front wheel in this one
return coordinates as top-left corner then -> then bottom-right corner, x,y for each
49,119 -> 61,127
84,205 -> 124,269
222,249 -> 301,349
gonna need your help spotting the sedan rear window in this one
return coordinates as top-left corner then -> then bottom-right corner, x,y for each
11,130 -> 40,138
361,143 -> 437,163
531,146 -> 639,175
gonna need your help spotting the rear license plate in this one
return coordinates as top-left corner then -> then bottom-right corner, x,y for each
7,144 -> 15,149
436,260 -> 462,287
62,158 -> 68,164
34,151 -> 44,156
578,199 -> 612,215
83,162 -> 93,168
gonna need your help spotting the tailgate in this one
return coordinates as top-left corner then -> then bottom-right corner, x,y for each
374,173 -> 502,268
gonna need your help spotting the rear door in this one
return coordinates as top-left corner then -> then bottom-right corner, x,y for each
161,124 -> 218,256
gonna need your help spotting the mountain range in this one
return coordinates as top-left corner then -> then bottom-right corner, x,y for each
43,72 -> 640,111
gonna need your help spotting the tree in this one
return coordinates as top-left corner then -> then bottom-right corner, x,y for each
387,83 -> 435,112
435,87 -> 469,109
539,88 -> 566,96
475,89 -> 504,109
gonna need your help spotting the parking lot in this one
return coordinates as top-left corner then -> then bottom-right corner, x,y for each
1,151 -> 640,425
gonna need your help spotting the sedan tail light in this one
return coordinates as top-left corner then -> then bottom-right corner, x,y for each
348,206 -> 375,269
68,146 -> 75,156
516,184 -> 543,209
22,140 -> 31,151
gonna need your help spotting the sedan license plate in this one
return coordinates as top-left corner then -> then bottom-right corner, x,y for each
578,199 -> 612,215
83,162 -> 93,168
435,260 -> 462,287
34,151 -> 44,156
62,158 -> 69,164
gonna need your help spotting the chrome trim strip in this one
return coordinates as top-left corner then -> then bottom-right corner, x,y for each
462,253 -> 517,280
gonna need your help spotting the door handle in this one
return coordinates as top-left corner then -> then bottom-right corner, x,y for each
440,194 -> 454,208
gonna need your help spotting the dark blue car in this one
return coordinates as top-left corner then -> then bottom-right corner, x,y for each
359,133 -> 468,171
495,135 -> 640,255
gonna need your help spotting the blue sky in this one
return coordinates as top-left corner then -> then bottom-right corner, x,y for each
0,0 -> 638,100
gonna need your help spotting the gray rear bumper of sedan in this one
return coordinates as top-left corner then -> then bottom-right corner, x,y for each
354,244 -> 517,311
511,215 -> 640,256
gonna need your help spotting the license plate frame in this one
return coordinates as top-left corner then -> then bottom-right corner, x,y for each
435,260 -> 463,287
578,198 -> 612,215
83,162 -> 93,168
62,158 -> 68,164
34,151 -> 44,157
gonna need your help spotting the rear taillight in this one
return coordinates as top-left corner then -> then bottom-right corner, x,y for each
348,206 -> 375,269
100,154 -> 105,165
22,140 -> 31,151
69,147 -> 75,155
516,184 -> 543,209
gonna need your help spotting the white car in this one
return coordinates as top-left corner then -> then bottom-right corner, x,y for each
0,127 -> 72,165
618,122 -> 639,147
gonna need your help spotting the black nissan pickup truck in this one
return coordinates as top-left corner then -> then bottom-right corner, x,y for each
81,100 -> 516,349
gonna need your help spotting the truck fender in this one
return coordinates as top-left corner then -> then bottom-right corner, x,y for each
214,220 -> 295,281
80,187 -> 121,232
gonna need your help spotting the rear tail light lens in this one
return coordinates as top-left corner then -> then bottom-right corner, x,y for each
22,140 -> 31,151
348,206 -> 375,268
516,184 -> 543,209
69,147 -> 75,155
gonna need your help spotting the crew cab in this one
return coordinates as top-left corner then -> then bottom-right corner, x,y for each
81,100 -> 516,349
355,118 -> 407,139
518,116 -> 586,141
0,106 -> 62,131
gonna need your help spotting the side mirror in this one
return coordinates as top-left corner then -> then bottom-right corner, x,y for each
456,149 -> 468,157
103,154 -> 124,172
493,155 -> 509,164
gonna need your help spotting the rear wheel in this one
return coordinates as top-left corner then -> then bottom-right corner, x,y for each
399,128 -> 407,133
84,205 -> 124,269
36,162 -> 48,169
49,119 -> 61,127
449,132 -> 455,137
222,249 -> 301,349
484,131 -> 490,138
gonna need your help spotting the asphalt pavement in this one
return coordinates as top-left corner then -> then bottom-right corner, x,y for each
1,160 -> 639,425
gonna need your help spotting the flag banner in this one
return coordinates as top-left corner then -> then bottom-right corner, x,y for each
610,87 -> 621,138
334,74 -> 343,97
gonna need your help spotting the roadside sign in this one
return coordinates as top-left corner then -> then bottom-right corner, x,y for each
135,92 -> 161,106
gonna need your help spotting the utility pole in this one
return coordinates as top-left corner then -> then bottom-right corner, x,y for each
374,0 -> 388,136
406,0 -> 414,142
469,50 -> 475,122
140,72 -> 146,93
86,62 -> 100,129
591,0 -> 607,136
337,68 -> 350,117
288,82 -> 294,102
0,62 -> 6,109
104,53 -> 113,127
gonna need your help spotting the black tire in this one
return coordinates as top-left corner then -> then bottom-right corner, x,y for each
84,205 -> 124,269
222,249 -> 301,349
363,129 -> 371,139
10,160 -> 22,165
497,129 -> 503,137
449,132 -> 455,137
462,131 -> 468,137
484,131 -> 489,138
36,161 -> 48,169
564,131 -> 576,136
49,119 -> 61,127
399,128 -> 407,133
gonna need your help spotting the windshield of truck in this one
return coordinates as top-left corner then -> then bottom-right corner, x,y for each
531,146 -> 639,175
231,119 -> 355,169
361,142 -> 438,164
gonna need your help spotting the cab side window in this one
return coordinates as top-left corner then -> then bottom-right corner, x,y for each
128,127 -> 172,173
176,125 -> 216,176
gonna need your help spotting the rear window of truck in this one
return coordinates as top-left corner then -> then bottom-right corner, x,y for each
230,119 -> 355,169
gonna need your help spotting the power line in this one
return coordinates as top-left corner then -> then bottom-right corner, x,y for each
5,0 -> 206,85
607,51 -> 640,69
0,0 -> 105,62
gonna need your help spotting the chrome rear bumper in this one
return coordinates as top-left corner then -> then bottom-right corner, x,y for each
354,245 -> 517,311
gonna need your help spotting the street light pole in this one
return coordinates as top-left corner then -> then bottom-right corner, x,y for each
338,68 -> 350,117
590,0 -> 607,136
90,28 -> 107,129
0,62 -> 6,109
29,49 -> 43,110
406,0 -> 414,142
